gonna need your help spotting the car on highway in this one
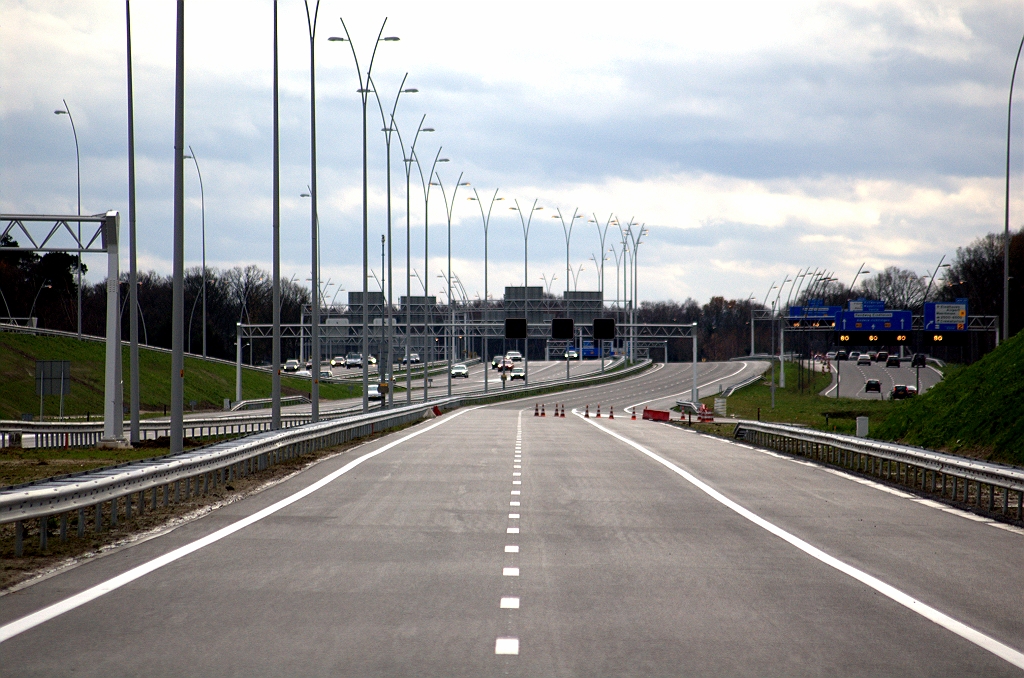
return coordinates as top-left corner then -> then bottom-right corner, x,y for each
825,351 -> 837,360
451,363 -> 469,378
401,353 -> 421,365
865,379 -> 881,393
345,353 -> 362,368
509,366 -> 525,380
875,351 -> 889,363
563,349 -> 579,360
283,359 -> 300,372
856,354 -> 872,366
491,355 -> 503,369
368,355 -> 377,366
506,351 -> 523,362
886,355 -> 901,368
835,350 -> 848,361
330,356 -> 346,367
889,384 -> 915,400
849,351 -> 861,361
911,353 -> 927,368
319,369 -> 332,380
866,351 -> 878,361
499,358 -> 514,372
305,359 -> 313,370
367,383 -> 383,401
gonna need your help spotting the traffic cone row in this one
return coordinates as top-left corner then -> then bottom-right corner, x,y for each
560,404 -> 565,418
609,406 -> 614,419
596,404 -> 601,418
534,404 -> 539,417
541,404 -> 546,417
584,404 -> 590,418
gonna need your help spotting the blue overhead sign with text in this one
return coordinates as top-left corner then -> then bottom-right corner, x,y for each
924,299 -> 968,331
839,309 -> 912,332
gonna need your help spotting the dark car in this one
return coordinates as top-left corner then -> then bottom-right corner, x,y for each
875,351 -> 889,363
885,355 -> 901,368
865,379 -> 881,393
889,385 -> 914,400
911,353 -> 927,368
835,350 -> 849,361
491,355 -> 503,369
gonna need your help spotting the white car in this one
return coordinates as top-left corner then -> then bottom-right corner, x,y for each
563,349 -> 579,360
402,353 -> 421,365
506,351 -> 523,362
319,369 -> 332,380
856,354 -> 872,366
330,356 -> 346,367
367,384 -> 383,401
345,353 -> 362,368
451,363 -> 469,378
510,367 -> 526,380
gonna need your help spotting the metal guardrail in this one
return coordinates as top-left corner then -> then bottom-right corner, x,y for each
231,395 -> 310,411
721,374 -> 763,397
734,421 -> 1024,521
0,356 -> 648,554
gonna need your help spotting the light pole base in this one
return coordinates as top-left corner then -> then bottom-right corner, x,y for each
97,437 -> 132,450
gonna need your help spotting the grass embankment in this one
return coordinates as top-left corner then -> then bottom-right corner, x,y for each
874,332 -> 1024,466
700,361 -> 900,436
0,332 -> 361,421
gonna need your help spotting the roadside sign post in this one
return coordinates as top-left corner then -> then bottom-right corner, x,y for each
35,360 -> 71,422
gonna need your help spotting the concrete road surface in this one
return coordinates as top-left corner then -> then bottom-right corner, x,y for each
2,363 -> 1020,676
821,359 -> 944,400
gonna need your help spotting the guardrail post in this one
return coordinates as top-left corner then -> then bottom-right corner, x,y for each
94,503 -> 102,532
39,517 -> 48,551
110,498 -> 118,526
77,508 -> 85,537
15,521 -> 23,556
60,513 -> 67,542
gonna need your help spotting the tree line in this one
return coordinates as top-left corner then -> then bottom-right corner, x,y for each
3,228 -> 1021,362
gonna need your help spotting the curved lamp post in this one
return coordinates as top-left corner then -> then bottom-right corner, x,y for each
589,213 -> 613,298
54,101 -> 82,338
510,199 -> 543,384
468,188 -> 502,393
553,208 -> 582,295
184,146 -> 207,357
303,0 -> 322,421
1004,32 -> 1024,341
370,73 -> 418,408
329,16 -> 398,414
431,171 -> 470,397
411,148 -> 448,401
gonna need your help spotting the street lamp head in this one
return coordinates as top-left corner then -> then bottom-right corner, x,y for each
184,154 -> 193,159
467,197 -> 477,201
54,110 -> 67,115
429,182 -> 440,186
495,197 -> 504,201
381,36 -> 400,41
300,193 -> 311,198
438,158 -> 450,162
459,181 -> 470,186
421,127 -> 435,132
327,36 -> 347,42
403,88 -> 418,93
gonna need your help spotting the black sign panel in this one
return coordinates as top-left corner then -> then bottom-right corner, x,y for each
592,318 -> 616,340
923,331 -> 968,346
551,318 -> 574,340
504,318 -> 527,339
35,360 -> 71,396
833,331 -> 911,346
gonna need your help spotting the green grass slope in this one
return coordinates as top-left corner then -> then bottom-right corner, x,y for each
0,333 -> 360,420
874,332 -> 1024,465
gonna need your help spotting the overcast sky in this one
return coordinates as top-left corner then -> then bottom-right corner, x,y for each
2,0 -> 1022,307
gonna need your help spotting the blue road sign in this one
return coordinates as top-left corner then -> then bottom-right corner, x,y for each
838,309 -> 912,332
848,299 -> 886,313
924,299 -> 968,331
789,305 -> 842,318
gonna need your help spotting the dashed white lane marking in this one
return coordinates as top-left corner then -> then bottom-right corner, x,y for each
511,490 -> 521,495
509,513 -> 520,519
510,501 -> 520,506
495,637 -> 519,654
0,406 -> 482,646
507,527 -> 520,534
502,567 -> 520,577
577,412 -> 1024,672
505,545 -> 519,553
512,480 -> 522,485
513,472 -> 522,476
514,464 -> 522,468
500,597 -> 520,609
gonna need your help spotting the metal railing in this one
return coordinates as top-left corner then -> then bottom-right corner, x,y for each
734,421 -> 1024,521
0,357 -> 649,554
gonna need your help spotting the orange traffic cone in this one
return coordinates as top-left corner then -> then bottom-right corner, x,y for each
596,404 -> 601,418
585,405 -> 590,418
534,404 -> 539,417
541,404 -> 546,417
560,404 -> 566,418
631,408 -> 636,421
609,406 -> 614,419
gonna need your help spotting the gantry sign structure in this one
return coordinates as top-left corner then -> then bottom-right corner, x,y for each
0,212 -> 127,447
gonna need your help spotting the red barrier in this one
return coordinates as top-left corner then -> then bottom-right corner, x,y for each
432,406 -> 443,417
642,408 -> 671,422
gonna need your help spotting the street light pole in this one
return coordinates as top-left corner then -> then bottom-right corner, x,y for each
1005,32 -> 1024,341
411,148 -> 447,402
170,0 -> 185,455
370,73 -> 417,408
54,100 -> 81,338
125,0 -> 140,443
303,0 -> 322,421
553,208 -> 581,296
393,116 -> 433,404
332,17 -> 397,414
510,199 -> 543,385
184,146 -> 206,358
271,0 -> 282,430
469,188 -> 502,393
432,172 -> 470,397
590,213 -> 612,299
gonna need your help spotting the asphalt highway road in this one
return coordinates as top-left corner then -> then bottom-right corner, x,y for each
821,359 -> 944,400
2,362 -> 1021,676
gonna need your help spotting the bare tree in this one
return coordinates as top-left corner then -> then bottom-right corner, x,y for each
858,266 -> 926,310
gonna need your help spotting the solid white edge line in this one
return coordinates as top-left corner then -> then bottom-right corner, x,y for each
0,407 -> 480,645
575,412 -> 1024,671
